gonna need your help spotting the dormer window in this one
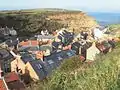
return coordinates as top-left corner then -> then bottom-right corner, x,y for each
57,56 -> 62,60
36,64 -> 42,69
48,60 -> 54,64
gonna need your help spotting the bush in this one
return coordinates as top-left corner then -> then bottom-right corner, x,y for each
0,13 -> 64,36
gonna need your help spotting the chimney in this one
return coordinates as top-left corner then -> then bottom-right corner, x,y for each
36,51 -> 44,61
29,40 -> 32,46
92,42 -> 96,47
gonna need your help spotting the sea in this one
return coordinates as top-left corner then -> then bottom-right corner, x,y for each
87,12 -> 120,26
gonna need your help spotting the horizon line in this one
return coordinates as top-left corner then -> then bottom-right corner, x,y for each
0,7 -> 120,13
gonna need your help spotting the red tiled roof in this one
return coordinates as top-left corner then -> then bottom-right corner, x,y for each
19,40 -> 39,46
5,72 -> 19,83
63,45 -> 72,50
0,79 -> 7,90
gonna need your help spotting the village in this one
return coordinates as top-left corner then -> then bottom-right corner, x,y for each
0,25 -> 119,90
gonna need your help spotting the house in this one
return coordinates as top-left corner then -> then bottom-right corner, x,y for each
39,45 -> 52,56
11,52 -> 35,74
56,29 -> 74,45
0,27 -> 17,36
96,40 -> 113,54
73,41 -> 98,61
71,41 -> 81,55
86,42 -> 100,62
0,77 -> 8,90
0,34 -> 6,43
18,40 -> 39,54
35,35 -> 54,42
71,40 -> 92,56
0,48 -> 14,73
63,45 -> 71,50
25,50 -> 76,81
9,27 -> 17,36
0,27 -> 10,36
25,60 -> 47,81
52,41 -> 63,51
93,27 -> 104,40
4,72 -> 25,90
5,37 -> 19,49
19,46 -> 39,54
40,30 -> 49,36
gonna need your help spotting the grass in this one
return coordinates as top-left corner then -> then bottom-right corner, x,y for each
0,8 -> 78,15
46,49 -> 120,90
108,24 -> 120,31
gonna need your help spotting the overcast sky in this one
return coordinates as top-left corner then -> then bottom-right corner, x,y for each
0,0 -> 120,12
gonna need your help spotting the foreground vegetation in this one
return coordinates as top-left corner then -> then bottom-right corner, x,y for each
27,42 -> 120,90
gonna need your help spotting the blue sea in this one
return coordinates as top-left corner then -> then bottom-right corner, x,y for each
87,12 -> 120,26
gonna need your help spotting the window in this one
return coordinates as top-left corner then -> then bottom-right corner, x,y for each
36,64 -> 42,69
66,52 -> 73,57
48,60 -> 54,64
57,56 -> 62,60
29,47 -> 39,51
3,60 -> 11,73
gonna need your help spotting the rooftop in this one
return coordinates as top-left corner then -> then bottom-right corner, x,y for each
4,72 -> 25,90
20,52 -> 35,63
0,48 -> 14,61
0,78 -> 8,90
5,72 -> 19,83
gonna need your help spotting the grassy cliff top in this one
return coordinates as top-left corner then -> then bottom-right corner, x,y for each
0,8 -> 82,15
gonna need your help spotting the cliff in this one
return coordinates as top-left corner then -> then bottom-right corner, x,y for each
48,12 -> 98,33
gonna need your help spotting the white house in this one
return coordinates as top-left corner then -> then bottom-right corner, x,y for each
86,42 -> 100,62
36,35 -> 54,42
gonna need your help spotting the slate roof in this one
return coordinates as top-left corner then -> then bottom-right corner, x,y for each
71,42 -> 81,55
29,60 -> 47,80
44,50 -> 76,75
52,41 -> 63,51
36,35 -> 54,40
0,48 -> 14,61
5,37 -> 19,47
39,45 -> 52,52
20,52 -> 35,64
28,50 -> 76,80
19,46 -> 39,52
5,40 -> 18,47
0,35 -> 5,42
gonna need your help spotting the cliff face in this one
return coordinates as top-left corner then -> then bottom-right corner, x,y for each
48,12 -> 98,33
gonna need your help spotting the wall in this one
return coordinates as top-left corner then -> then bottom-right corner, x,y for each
26,62 -> 39,81
11,57 -> 26,74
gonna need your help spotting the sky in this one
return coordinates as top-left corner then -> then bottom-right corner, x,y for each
0,0 -> 120,12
